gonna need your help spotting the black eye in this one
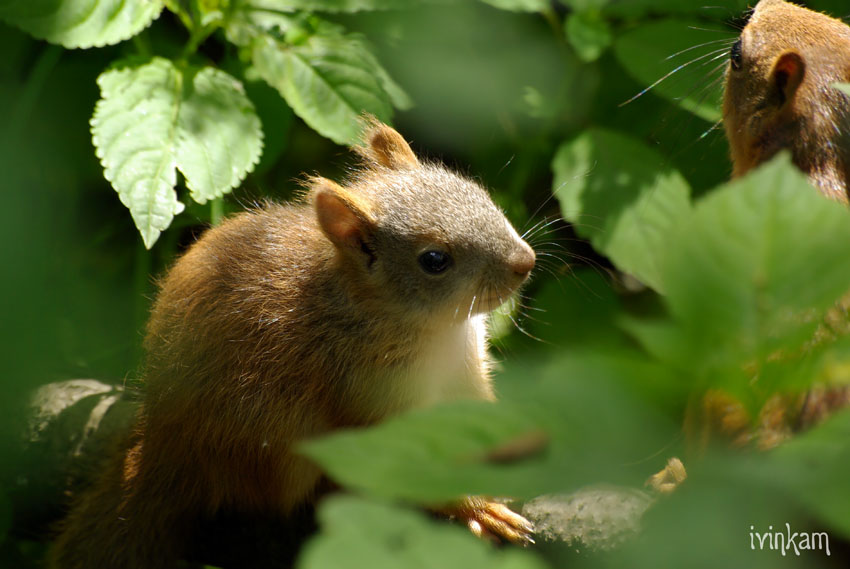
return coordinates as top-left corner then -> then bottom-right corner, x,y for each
730,38 -> 743,71
418,250 -> 452,274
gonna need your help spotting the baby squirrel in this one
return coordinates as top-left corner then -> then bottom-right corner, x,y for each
723,0 -> 850,203
49,121 -> 536,568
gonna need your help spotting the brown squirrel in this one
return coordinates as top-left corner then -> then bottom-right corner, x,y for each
723,0 -> 850,203
698,0 -> 850,450
48,121 -> 536,567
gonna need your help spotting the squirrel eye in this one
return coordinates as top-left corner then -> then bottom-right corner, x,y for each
730,38 -> 743,71
418,250 -> 452,274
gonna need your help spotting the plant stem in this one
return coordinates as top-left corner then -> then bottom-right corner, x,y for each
541,6 -> 563,39
211,197 -> 224,226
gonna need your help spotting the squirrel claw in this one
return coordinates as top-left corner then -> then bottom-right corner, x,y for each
444,496 -> 535,546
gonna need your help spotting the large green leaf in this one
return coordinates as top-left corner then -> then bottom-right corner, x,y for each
551,128 -> 691,292
634,155 -> 850,376
176,67 -> 264,204
299,350 -> 678,504
298,496 -> 546,569
251,32 -> 393,145
0,0 -> 164,49
91,58 -> 262,248
613,19 -> 729,123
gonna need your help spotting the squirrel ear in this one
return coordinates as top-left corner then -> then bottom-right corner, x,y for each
770,51 -> 805,108
312,178 -> 374,251
356,118 -> 419,169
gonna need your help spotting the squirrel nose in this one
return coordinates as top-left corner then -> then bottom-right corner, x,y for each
508,243 -> 535,278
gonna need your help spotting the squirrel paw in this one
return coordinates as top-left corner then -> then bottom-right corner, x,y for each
645,457 -> 687,494
443,496 -> 535,546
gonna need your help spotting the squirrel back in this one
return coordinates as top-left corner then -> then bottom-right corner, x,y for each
723,0 -> 850,202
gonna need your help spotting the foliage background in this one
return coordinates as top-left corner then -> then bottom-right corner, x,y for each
3,0 -> 850,567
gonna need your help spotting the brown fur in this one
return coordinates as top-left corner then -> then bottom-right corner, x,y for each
49,123 -> 535,567
724,0 -> 850,203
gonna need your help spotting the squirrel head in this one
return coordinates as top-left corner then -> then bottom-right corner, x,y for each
309,120 -> 535,324
723,0 -> 850,201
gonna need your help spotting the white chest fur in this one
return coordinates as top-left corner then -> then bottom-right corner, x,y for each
404,314 -> 494,408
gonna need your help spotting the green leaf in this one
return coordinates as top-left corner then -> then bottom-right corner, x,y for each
245,0 -> 431,12
479,0 -> 549,12
551,128 -> 691,292
225,0 -> 296,46
92,58 -> 262,248
657,155 -> 850,373
300,350 -> 678,504
565,10 -> 612,62
764,411 -> 850,537
251,32 -> 393,145
0,0 -> 164,49
613,19 -> 727,123
601,0 -> 748,18
176,67 -> 264,204
299,496 -> 546,569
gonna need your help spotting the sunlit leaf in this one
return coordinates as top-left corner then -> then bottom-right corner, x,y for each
0,0 -> 163,49
92,58 -> 262,247
250,33 -> 393,145
176,67 -> 263,204
552,128 -> 691,292
657,155 -> 850,372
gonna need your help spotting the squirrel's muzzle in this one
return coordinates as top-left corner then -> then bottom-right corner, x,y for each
508,242 -> 536,281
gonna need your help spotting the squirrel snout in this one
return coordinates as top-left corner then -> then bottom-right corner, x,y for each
508,244 -> 535,279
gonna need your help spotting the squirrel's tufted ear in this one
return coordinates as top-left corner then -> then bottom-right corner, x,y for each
356,118 -> 419,170
311,177 -> 375,252
770,50 -> 805,108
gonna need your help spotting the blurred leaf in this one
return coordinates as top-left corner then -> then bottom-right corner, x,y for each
566,10 -> 612,63
602,0 -> 748,18
91,58 -> 262,247
256,0 -> 433,12
480,0 -> 549,12
300,350 -> 678,504
552,128 -> 691,292
298,496 -> 546,569
605,455 -> 823,569
613,19 -> 729,123
764,411 -> 850,537
654,155 -> 850,375
0,0 -> 163,49
561,0 -> 610,10
833,82 -> 850,96
526,268 -> 627,349
250,32 -> 393,145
